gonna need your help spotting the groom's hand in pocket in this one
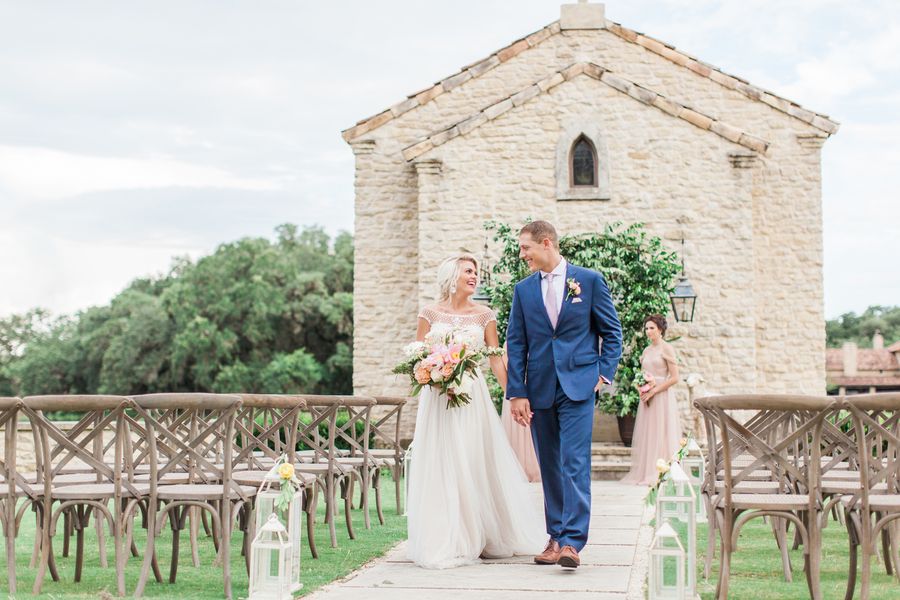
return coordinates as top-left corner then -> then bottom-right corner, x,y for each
509,397 -> 533,427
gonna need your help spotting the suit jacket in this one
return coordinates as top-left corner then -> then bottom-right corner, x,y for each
506,263 -> 622,409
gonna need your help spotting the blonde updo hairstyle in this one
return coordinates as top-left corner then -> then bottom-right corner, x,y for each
436,254 -> 479,301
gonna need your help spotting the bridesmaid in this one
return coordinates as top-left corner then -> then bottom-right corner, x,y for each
622,314 -> 681,485
501,345 -> 541,482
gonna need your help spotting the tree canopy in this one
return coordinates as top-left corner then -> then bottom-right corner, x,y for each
826,305 -> 900,348
0,224 -> 353,397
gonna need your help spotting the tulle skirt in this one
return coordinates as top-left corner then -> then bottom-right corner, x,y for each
406,372 -> 546,568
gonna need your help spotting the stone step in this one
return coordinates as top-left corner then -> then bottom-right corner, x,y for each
591,442 -> 632,462
590,461 -> 631,481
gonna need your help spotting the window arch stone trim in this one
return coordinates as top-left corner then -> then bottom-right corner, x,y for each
556,119 -> 610,201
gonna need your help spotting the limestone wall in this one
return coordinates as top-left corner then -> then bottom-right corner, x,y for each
349,22 -> 829,441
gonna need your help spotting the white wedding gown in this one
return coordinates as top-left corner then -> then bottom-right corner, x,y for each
406,308 -> 546,569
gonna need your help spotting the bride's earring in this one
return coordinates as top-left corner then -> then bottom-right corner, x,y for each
450,283 -> 457,294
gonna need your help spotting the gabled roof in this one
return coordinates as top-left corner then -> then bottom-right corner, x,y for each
343,19 -> 839,144
401,62 -> 769,162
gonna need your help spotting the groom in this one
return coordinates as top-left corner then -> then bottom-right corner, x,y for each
506,220 -> 622,569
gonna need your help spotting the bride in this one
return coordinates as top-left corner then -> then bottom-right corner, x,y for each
406,253 -> 546,569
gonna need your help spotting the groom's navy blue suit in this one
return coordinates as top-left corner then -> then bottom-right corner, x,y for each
506,261 -> 622,551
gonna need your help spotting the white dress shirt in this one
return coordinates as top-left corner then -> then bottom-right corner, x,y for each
540,258 -> 567,322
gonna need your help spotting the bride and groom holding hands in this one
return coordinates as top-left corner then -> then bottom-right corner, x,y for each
406,220 -> 623,570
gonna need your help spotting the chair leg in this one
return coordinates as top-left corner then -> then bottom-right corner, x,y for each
395,464 -> 402,515
326,474 -> 337,548
189,506 -> 201,568
361,470 -> 371,530
74,505 -> 88,583
879,514 -> 893,576
221,501 -> 233,600
846,514 -> 858,600
95,505 -> 108,569
134,504 -> 157,599
374,469 -> 386,525
169,505 -> 189,584
32,501 -> 53,595
344,476 -> 356,540
772,517 -> 793,582
306,486 -> 319,559
62,508 -> 71,557
5,499 -> 16,595
806,514 -> 823,600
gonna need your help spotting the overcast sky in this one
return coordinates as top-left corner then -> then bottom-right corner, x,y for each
0,0 -> 897,319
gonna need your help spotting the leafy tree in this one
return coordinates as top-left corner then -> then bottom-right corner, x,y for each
4,224 -> 354,398
826,305 -> 900,348
484,220 -> 681,417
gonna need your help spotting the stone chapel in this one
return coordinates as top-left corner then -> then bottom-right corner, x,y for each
342,2 -> 838,440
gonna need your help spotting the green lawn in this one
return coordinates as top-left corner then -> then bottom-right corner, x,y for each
696,516 -> 899,599
0,475 -> 407,598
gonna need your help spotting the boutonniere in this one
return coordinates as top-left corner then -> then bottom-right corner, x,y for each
566,277 -> 582,303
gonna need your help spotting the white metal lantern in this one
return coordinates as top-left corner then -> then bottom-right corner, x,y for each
255,466 -> 304,592
681,437 -> 707,523
655,462 -> 696,598
249,514 -> 293,600
402,442 -> 412,517
649,521 -> 687,600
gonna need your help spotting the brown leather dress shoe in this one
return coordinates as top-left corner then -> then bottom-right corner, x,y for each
534,539 -> 561,564
557,545 -> 580,568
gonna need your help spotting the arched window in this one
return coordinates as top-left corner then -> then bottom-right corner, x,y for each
570,135 -> 597,187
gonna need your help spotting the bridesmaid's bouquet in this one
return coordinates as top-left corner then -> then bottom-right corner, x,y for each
393,332 -> 503,409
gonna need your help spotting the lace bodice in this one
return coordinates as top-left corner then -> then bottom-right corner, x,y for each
417,306 -> 497,351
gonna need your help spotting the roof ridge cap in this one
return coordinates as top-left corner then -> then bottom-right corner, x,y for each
402,61 -> 771,161
342,21 -> 562,142
604,20 -> 839,135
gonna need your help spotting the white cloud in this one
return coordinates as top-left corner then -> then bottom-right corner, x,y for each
0,144 -> 281,200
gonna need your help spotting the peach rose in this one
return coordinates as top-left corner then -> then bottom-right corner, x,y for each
441,363 -> 455,378
414,366 -> 431,385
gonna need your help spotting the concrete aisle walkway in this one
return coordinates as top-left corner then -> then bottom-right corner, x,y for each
307,481 -> 652,600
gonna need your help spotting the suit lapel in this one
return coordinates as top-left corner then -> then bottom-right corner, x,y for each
527,272 -> 554,330
555,263 -> 575,329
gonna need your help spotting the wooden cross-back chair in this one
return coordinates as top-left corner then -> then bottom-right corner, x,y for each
0,397 -> 25,595
231,394 -> 320,558
369,396 -> 408,517
130,393 -> 248,600
695,394 -> 838,600
701,400 -> 803,581
294,395 -> 354,548
842,393 -> 900,600
22,394 -> 139,597
330,396 -> 376,531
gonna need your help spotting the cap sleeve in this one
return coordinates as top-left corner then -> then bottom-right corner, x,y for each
661,343 -> 677,364
418,307 -> 439,324
479,309 -> 497,328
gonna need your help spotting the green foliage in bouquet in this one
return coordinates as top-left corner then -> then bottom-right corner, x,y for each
482,220 -> 681,417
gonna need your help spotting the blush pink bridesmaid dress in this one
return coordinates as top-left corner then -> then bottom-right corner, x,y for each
621,342 -> 681,486
501,350 -> 541,482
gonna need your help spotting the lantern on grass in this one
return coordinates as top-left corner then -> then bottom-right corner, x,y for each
249,514 -> 293,600
681,437 -> 707,523
655,462 -> 696,598
402,442 -> 412,517
255,459 -> 303,592
649,521 -> 687,600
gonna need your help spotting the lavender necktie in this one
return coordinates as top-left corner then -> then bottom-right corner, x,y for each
544,273 -> 558,329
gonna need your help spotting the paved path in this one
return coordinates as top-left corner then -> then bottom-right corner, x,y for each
307,481 -> 652,600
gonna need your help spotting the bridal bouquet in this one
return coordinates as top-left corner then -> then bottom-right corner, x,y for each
393,332 -> 503,409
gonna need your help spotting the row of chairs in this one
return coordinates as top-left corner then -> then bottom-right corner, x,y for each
0,393 -> 408,598
696,392 -> 900,600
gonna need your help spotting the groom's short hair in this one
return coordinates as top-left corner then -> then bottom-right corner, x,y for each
520,221 -> 559,249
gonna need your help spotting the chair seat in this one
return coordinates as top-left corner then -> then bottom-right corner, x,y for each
369,449 -> 401,458
133,472 -> 193,484
715,481 -> 783,494
728,493 -> 812,510
232,470 -> 317,487
51,473 -> 107,486
155,484 -> 257,501
295,463 -> 349,476
822,481 -> 888,494
718,469 -> 773,481
822,470 -> 860,480
52,482 -> 150,500
842,494 -> 900,511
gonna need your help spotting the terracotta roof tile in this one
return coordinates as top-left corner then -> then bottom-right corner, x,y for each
344,18 -> 839,143
402,62 -> 771,162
